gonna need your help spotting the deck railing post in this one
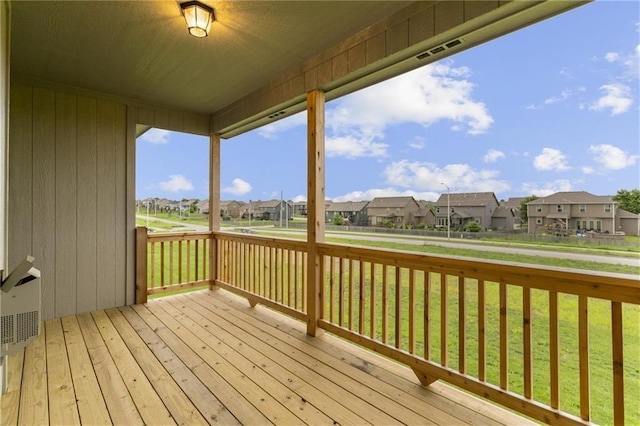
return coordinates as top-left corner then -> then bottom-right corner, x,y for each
135,226 -> 148,304
209,133 -> 221,290
306,89 -> 325,337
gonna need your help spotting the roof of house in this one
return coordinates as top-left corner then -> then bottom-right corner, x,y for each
503,197 -> 526,208
368,196 -> 418,209
617,208 -> 640,218
435,192 -> 499,207
492,205 -> 516,218
326,201 -> 369,213
527,191 -> 614,205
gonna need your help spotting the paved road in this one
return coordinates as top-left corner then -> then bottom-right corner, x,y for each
270,228 -> 640,268
136,216 -> 639,268
136,215 -> 209,232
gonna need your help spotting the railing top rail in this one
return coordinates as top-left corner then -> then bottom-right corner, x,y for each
147,231 -> 213,242
212,230 -> 308,251
317,242 -> 640,304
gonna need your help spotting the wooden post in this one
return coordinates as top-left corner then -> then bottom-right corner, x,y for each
306,90 -> 325,337
209,133 -> 221,290
135,226 -> 148,304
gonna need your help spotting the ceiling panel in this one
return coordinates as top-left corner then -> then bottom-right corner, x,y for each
10,0 -> 413,114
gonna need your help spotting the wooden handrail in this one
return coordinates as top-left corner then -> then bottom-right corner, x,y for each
315,240 -> 639,425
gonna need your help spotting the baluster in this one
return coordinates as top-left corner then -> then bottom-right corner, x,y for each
359,260 -> 365,334
329,256 -> 335,322
195,238 -> 199,282
550,291 -> 559,409
382,264 -> 388,344
409,269 -> 415,354
160,241 -> 165,287
500,282 -> 508,390
611,301 -> 624,425
478,279 -> 486,381
370,262 -> 376,339
395,266 -> 401,350
349,259 -> 355,330
169,241 -> 174,285
523,287 -> 532,399
441,274 -> 448,366
150,241 -> 156,290
579,295 -> 590,421
424,271 -> 431,360
458,276 -> 466,373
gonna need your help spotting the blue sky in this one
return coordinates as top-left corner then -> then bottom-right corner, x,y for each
137,1 -> 639,203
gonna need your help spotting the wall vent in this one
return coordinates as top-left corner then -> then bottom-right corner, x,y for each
416,38 -> 464,61
267,111 -> 286,119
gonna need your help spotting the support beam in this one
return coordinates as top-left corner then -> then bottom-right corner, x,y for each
209,134 -> 221,290
306,90 -> 325,337
135,227 -> 148,304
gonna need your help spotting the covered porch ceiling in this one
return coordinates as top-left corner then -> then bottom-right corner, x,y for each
10,1 -> 588,137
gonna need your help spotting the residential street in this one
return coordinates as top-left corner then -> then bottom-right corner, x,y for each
136,216 -> 640,268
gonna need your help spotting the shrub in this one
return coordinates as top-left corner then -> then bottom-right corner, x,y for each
464,221 -> 482,232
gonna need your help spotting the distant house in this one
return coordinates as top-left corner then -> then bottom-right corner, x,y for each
435,192 -> 499,230
325,201 -> 369,225
367,197 -> 420,227
220,200 -> 244,219
252,199 -> 292,222
292,201 -> 307,216
526,191 -> 640,235
414,201 -> 436,227
197,200 -> 209,215
491,197 -> 524,230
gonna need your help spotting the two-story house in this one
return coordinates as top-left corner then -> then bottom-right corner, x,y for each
325,201 -> 369,225
367,196 -> 420,227
526,191 -> 639,235
220,200 -> 244,219
435,192 -> 499,230
253,199 -> 292,222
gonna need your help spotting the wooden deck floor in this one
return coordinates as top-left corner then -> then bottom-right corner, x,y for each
2,289 -> 535,425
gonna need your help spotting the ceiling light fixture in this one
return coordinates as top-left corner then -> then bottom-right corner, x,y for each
180,1 -> 215,38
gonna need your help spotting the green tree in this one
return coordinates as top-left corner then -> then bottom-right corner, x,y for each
332,215 -> 345,225
520,195 -> 538,223
464,221 -> 482,232
612,188 -> 640,214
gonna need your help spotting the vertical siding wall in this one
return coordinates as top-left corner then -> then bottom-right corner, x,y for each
8,82 -> 127,319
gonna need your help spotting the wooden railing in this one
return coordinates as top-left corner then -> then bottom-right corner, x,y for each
316,242 -> 639,426
135,229 -> 639,425
213,232 -> 309,322
135,227 -> 212,303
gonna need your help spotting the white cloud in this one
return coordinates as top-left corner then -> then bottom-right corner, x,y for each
331,187 -> 439,203
559,67 -> 572,79
255,61 -> 493,159
544,90 -> 571,105
383,160 -> 510,193
327,62 -> 494,137
533,148 -> 570,171
158,175 -> 193,192
408,137 -> 426,150
588,144 -> 639,170
521,179 -> 573,197
601,44 -> 639,81
582,166 -> 595,175
326,135 -> 388,158
604,52 -> 620,63
291,195 -> 307,202
483,149 -> 506,163
139,128 -> 170,144
223,178 -> 252,195
589,84 -> 633,115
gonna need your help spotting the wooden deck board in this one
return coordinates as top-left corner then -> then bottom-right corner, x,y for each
2,289 -> 536,425
44,319 -> 80,425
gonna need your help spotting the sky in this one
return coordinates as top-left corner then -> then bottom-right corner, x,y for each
137,0 -> 639,203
